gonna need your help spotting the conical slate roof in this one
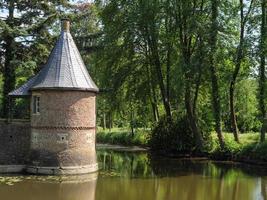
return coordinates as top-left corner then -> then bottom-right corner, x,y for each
9,20 -> 98,97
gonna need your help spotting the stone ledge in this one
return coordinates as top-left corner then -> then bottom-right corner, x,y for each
26,163 -> 98,175
0,118 -> 30,124
30,172 -> 98,184
31,126 -> 96,130
0,165 -> 26,173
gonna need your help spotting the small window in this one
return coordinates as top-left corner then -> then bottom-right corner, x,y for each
33,96 -> 40,114
57,133 -> 68,144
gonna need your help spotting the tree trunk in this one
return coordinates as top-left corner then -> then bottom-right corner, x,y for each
229,37 -> 243,142
166,44 -> 171,103
130,102 -> 135,137
229,0 -> 249,142
184,54 -> 204,151
108,111 -> 112,132
209,0 -> 225,148
165,0 -> 171,110
150,40 -> 172,121
210,62 -> 225,147
2,0 -> 15,119
146,62 -> 159,123
185,81 -> 204,151
229,81 -> 240,142
175,1 -> 204,151
259,0 -> 266,142
103,112 -> 106,130
192,66 -> 202,115
145,25 -> 172,121
193,37 -> 204,115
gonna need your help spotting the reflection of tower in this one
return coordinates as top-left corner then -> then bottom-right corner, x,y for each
9,19 -> 99,174
0,173 -> 98,200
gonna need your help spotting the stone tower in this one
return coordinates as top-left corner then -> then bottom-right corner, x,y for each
8,19 -> 99,175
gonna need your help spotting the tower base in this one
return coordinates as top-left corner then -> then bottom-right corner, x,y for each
0,165 -> 26,173
0,163 -> 98,175
26,163 -> 98,175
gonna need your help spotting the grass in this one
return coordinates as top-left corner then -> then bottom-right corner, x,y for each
209,132 -> 267,162
97,128 -> 267,163
96,127 -> 150,147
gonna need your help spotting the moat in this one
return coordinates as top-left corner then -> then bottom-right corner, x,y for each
0,145 -> 267,200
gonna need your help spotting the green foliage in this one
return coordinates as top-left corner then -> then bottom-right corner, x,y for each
240,140 -> 267,161
12,98 -> 30,119
0,0 -> 73,117
209,133 -> 267,161
97,128 -> 150,147
235,79 -> 261,132
97,149 -> 154,178
149,116 -> 195,154
210,133 -> 245,158
0,0 -> 266,159
97,127 -> 267,163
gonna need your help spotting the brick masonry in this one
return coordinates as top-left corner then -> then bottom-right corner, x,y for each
31,91 -> 96,128
29,90 -> 97,174
0,90 -> 98,174
0,120 -> 31,165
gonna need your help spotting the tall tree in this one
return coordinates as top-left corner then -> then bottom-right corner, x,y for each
174,0 -> 208,151
259,0 -> 267,142
97,0 -> 173,124
209,0 -> 224,148
1,0 -> 16,119
229,0 -> 254,141
141,0 -> 172,121
0,0 -> 70,118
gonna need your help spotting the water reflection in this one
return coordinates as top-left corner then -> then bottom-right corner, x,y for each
97,149 -> 267,200
1,149 -> 267,200
0,173 -> 97,200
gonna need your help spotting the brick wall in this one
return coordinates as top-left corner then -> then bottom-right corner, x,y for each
29,129 -> 97,166
31,91 -> 96,127
0,119 -> 31,165
29,90 -> 97,169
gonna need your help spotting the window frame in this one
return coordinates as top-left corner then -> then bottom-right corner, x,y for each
32,95 -> 41,115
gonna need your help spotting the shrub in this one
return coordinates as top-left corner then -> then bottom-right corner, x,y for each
208,133 -> 267,161
149,116 -> 195,154
239,141 -> 267,161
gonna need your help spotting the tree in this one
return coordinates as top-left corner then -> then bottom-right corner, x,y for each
259,0 -> 267,142
229,0 -> 254,142
0,0 -> 71,118
209,0 -> 224,148
1,0 -> 16,119
96,0 -> 174,126
174,0 -> 209,151
139,0 -> 172,121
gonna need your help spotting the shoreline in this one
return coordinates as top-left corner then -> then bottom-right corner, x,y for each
96,143 -> 267,167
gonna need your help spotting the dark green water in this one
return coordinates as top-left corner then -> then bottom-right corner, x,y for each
0,147 -> 267,200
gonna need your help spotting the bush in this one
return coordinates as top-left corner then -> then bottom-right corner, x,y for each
149,116 -> 195,154
208,132 -> 267,161
239,140 -> 267,161
209,133 -> 243,159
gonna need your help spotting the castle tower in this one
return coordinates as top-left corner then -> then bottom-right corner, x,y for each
9,19 -> 99,174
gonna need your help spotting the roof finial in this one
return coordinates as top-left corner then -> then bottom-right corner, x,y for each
61,19 -> 70,32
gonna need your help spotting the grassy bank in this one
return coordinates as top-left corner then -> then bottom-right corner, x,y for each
96,128 -> 150,147
210,133 -> 267,163
97,128 -> 267,164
